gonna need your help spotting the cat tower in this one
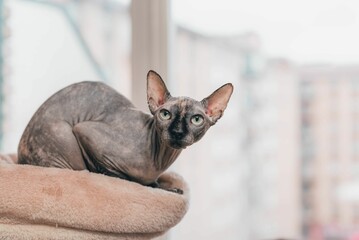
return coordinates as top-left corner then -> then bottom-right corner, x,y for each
0,154 -> 189,240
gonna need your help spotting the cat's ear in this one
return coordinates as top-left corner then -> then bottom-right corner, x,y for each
201,83 -> 233,124
147,70 -> 171,114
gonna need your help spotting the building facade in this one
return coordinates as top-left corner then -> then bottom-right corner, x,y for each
299,65 -> 359,239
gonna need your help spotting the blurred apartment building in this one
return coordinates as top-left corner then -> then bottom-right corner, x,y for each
171,26 -> 301,240
299,65 -> 359,240
246,59 -> 301,239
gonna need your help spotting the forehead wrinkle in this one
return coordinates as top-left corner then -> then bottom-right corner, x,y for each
179,98 -> 189,118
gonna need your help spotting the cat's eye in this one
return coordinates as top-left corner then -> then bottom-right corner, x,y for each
191,115 -> 204,126
159,109 -> 171,120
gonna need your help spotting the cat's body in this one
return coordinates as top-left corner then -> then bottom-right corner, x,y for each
18,71 -> 233,187
18,81 -> 179,184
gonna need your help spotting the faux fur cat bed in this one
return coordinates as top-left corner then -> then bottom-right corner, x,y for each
0,154 -> 189,240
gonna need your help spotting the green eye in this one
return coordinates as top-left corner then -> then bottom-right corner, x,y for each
191,115 -> 204,126
159,109 -> 171,120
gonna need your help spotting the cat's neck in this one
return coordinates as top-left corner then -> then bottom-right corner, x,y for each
148,118 -> 182,171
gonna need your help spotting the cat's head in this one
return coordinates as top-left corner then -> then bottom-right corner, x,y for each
147,70 -> 233,149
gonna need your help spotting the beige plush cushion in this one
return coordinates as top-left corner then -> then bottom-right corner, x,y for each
0,155 -> 189,240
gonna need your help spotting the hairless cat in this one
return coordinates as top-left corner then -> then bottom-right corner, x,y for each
18,70 -> 233,192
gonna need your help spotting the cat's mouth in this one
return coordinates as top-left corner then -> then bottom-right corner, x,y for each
161,134 -> 193,149
165,139 -> 191,149
169,142 -> 187,149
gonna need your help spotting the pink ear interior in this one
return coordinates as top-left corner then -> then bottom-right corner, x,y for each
204,83 -> 233,120
148,82 -> 166,106
206,101 -> 225,118
147,70 -> 170,110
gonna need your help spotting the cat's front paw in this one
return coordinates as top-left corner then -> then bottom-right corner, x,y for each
167,188 -> 183,195
148,181 -> 183,195
148,181 -> 160,188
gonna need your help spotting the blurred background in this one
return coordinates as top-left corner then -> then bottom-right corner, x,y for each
1,0 -> 359,239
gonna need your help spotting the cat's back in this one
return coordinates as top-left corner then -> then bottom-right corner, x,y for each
31,81 -> 134,123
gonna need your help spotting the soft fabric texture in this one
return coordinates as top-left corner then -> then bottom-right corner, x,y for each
0,154 -> 189,240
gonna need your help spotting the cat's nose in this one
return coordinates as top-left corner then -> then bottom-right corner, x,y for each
171,129 -> 185,140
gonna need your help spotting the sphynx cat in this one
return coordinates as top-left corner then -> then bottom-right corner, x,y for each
18,70 -> 233,192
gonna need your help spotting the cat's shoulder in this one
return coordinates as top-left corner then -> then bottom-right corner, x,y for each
58,81 -> 121,96
68,80 -> 113,90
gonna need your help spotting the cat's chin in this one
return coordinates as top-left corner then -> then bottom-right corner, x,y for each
167,141 -> 189,150
170,144 -> 186,150
161,136 -> 192,149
